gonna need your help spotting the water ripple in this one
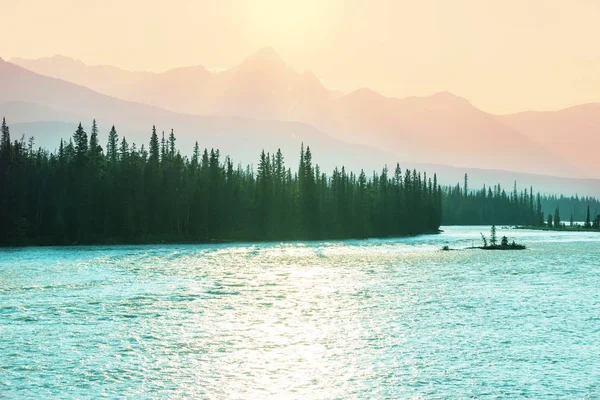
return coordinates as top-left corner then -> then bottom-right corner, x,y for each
1,226 -> 599,398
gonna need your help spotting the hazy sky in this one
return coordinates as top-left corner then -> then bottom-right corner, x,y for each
2,0 -> 599,113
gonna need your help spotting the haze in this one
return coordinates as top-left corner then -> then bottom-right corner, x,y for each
2,0 -> 600,114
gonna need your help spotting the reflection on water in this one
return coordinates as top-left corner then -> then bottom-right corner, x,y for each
1,226 -> 599,398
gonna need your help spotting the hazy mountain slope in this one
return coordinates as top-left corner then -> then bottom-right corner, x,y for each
8,121 -> 79,151
5,104 -> 599,198
11,48 -> 337,120
412,162 -> 600,198
11,55 -> 154,102
12,49 -> 583,178
312,90 -> 579,177
4,56 -> 599,196
0,59 -> 398,175
498,103 -> 600,174
0,101 -> 88,124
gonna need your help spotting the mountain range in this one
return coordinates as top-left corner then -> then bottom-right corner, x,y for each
3,49 -> 600,196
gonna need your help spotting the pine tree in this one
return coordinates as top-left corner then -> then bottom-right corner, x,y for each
1,117 -> 10,152
585,205 -> 591,228
490,224 -> 497,246
73,123 -> 88,163
554,207 -> 561,228
160,131 -> 167,162
107,126 -> 119,164
537,194 -> 543,226
149,126 -> 159,164
191,142 -> 200,170
88,119 -> 103,162
168,129 -> 176,160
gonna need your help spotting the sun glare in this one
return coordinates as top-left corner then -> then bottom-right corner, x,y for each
239,0 -> 334,44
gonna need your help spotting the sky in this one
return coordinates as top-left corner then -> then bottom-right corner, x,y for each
1,0 -> 599,114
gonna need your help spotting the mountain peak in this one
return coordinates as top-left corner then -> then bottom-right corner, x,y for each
428,91 -> 471,106
431,90 -> 460,99
252,46 -> 280,59
346,87 -> 386,101
11,54 -> 86,67
241,47 -> 286,70
50,54 -> 86,65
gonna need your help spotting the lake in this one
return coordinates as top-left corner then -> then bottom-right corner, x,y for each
1,226 -> 599,398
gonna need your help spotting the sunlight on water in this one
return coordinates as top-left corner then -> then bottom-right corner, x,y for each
1,226 -> 599,398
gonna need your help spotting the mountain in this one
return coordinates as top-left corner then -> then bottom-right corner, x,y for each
3,55 -> 600,196
11,49 -> 584,178
11,48 -> 338,119
315,90 -> 581,177
498,103 -> 600,174
0,57 -> 402,175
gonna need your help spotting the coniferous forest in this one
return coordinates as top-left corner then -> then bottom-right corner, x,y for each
441,174 -> 600,227
0,119 -> 442,246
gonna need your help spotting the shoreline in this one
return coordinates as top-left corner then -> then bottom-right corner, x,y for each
0,229 -> 443,249
516,225 -> 600,233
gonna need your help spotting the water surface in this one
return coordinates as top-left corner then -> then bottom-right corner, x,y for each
1,226 -> 599,398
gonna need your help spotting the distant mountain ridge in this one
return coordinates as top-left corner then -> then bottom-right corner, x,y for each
11,48 -> 596,179
11,48 -> 338,119
498,103 -> 600,176
0,57 -> 415,180
3,51 -> 600,197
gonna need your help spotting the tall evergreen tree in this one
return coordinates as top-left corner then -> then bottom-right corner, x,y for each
585,205 -> 591,228
554,207 -> 561,228
89,120 -> 103,162
149,126 -> 160,164
73,123 -> 88,163
1,117 -> 10,152
107,125 -> 119,164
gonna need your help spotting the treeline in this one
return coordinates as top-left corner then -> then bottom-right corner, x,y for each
442,177 -> 540,225
0,119 -> 442,246
546,204 -> 600,229
442,174 -> 600,228
540,195 -> 600,223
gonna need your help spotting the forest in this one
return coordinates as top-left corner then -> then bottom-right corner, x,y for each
441,174 -> 600,227
0,119 -> 442,246
1,118 -> 598,246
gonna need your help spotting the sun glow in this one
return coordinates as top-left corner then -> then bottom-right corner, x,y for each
238,0 -> 336,45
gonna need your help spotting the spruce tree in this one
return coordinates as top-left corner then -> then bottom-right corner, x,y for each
168,129 -> 176,160
149,126 -> 159,164
73,123 -> 88,163
490,224 -> 497,246
89,119 -> 103,162
585,205 -> 591,228
107,126 -> 119,163
1,117 -> 10,152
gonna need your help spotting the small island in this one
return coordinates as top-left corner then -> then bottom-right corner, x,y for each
442,225 -> 526,251
477,225 -> 526,250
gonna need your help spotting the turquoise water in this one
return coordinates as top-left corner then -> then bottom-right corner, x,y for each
1,226 -> 599,399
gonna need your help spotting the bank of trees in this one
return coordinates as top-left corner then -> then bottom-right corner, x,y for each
0,119 -> 442,246
442,176 -> 540,225
442,174 -> 600,228
541,194 -> 600,223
